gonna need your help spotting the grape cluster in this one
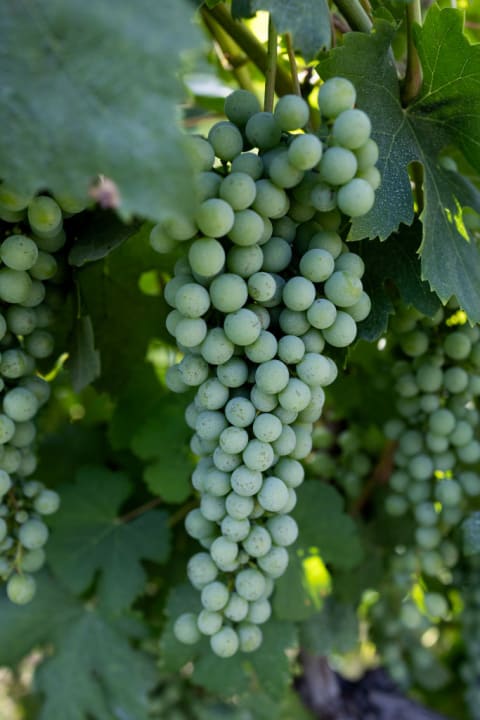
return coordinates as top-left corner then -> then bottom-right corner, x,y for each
459,557 -> 480,718
0,187 -> 79,604
384,304 -> 480,578
151,79 -> 379,657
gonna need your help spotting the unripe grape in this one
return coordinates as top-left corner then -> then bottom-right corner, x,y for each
174,613 -> 201,645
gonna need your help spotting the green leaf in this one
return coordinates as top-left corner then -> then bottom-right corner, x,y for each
293,481 -> 363,568
232,0 -> 255,19
68,315 -> 101,392
300,598 -> 359,655
78,224 -> 169,394
192,653 -> 251,696
48,466 -> 171,613
0,0 -> 201,222
131,392 -> 193,503
68,212 -> 143,267
159,583 -> 204,672
249,620 -> 297,697
318,9 -> 480,321
273,551 -> 323,621
0,573 -> 156,720
463,512 -> 480,556
252,0 -> 331,60
357,224 -> 441,340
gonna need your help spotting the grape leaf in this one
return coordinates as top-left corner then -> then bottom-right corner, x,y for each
47,466 -> 171,613
37,609 -> 156,720
318,8 -> 480,321
293,482 -> 363,568
131,391 -> 193,503
192,653 -> 251,696
68,211 -> 143,267
0,573 -> 156,720
274,551 -> 323,621
249,620 -> 297,697
77,223 -> 169,394
252,0 -> 331,60
160,583 -> 204,672
232,0 -> 255,19
68,315 -> 101,392
300,598 -> 359,655
0,0 -> 200,222
356,224 -> 441,340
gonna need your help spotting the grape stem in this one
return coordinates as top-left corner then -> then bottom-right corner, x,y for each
200,8 -> 255,92
402,0 -> 423,105
264,15 -> 277,113
202,4 -> 293,96
285,33 -> 301,97
334,0 -> 373,34
350,440 -> 397,517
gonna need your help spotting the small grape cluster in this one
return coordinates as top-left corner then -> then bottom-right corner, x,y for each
384,304 -> 480,577
151,79 -> 379,657
0,187 -> 79,604
459,557 -> 480,718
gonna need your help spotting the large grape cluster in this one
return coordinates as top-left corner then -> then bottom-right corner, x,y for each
384,304 -> 480,578
151,79 -> 379,657
0,187 -> 78,604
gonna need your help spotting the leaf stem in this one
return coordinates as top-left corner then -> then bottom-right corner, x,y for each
351,440 -> 397,517
334,0 -> 373,33
264,15 -> 277,112
200,8 -> 255,92
285,33 -> 301,97
402,0 -> 423,105
203,4 -> 293,96
120,497 -> 162,524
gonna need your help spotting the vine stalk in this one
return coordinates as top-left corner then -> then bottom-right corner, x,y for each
334,0 -> 373,33
264,15 -> 277,112
285,33 -> 301,97
402,0 -> 423,105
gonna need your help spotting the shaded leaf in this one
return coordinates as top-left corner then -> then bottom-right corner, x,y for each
68,211 -> 143,267
48,466 -> 171,612
463,512 -> 480,557
68,315 -> 101,392
318,9 -> 480,321
0,0 -> 201,222
253,0 -> 331,60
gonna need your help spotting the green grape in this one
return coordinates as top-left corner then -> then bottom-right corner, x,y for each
219,426 -> 249,455
0,235 -> 38,271
27,196 -> 63,238
0,268 -> 32,304
231,152 -> 264,179
318,77 -> 356,118
255,359 -> 289,394
225,89 -> 261,126
196,198 -> 235,238
6,574 -> 36,605
310,182 -> 336,212
245,112 -> 282,150
242,439 -> 274,471
358,166 -> 381,190
4,388 -> 38,422
19,548 -> 46,573
319,147 -> 358,185
209,273 -> 248,313
337,178 -> 375,217
282,276 -> 315,312
185,135 -> 215,171
444,330 -> 471,360
306,299 -> 338,330
333,109 -> 372,149
252,413 -> 282,443
225,397 -> 256,428
34,489 -> 60,515
277,335 -> 305,364
20,279 -> 45,308
324,271 -> 363,308
224,308 -> 262,346
300,248 -> 335,282
250,385 -> 278,412
288,134 -> 323,171
230,466 -> 262,497
274,94 -> 309,130
210,627 -> 239,658
257,546 -> 289,578
252,180 -> 289,219
6,306 -> 37,335
24,329 -> 54,358
269,151 -> 304,189
217,357 -> 249,388
309,230 -> 343,258
334,252 -> 365,278
247,272 -> 277,302
297,353 -> 336,387
261,237 -> 292,273
0,183 -> 33,212
175,283 -> 210,318
322,311 -> 357,347
220,172 -> 257,211
222,517 -> 250,544
18,517 -> 48,549
198,609 -> 223,636
346,292 -> 371,322
355,138 -> 379,170
227,244 -> 264,278
238,623 -> 263,652
278,378 -> 311,412
243,526 -> 272,558
225,492 -> 254,520
429,408 -> 455,436
208,121 -> 243,161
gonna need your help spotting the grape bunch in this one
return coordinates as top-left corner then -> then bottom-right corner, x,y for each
459,557 -> 480,718
151,78 -> 379,657
0,187 -> 80,604
384,304 -> 480,578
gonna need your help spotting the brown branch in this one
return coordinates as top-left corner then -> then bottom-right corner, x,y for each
120,497 -> 162,524
351,440 -> 397,517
